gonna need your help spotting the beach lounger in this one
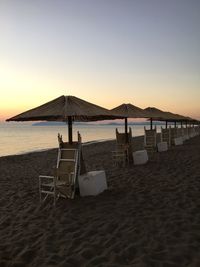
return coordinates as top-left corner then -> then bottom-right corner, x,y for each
144,126 -> 157,153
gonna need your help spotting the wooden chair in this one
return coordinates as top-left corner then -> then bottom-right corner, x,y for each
161,126 -> 171,147
113,127 -> 133,164
39,132 -> 83,205
112,149 -> 127,167
144,126 -> 157,153
176,127 -> 183,138
170,127 -> 178,145
39,148 -> 79,205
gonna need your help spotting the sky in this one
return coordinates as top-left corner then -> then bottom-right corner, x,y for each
0,0 -> 200,120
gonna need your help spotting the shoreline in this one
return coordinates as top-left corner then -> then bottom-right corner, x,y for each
0,135 -> 144,158
0,138 -> 115,158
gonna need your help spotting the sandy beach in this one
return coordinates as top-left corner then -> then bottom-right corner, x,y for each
0,135 -> 200,267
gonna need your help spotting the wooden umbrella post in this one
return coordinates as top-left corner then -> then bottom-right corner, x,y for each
150,118 -> 153,130
125,117 -> 128,143
68,116 -> 73,144
165,120 -> 168,129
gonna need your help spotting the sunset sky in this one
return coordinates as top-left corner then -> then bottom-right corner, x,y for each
0,0 -> 200,120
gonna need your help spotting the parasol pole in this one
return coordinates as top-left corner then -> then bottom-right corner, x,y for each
68,116 -> 73,144
150,118 -> 153,130
125,117 -> 128,143
165,120 -> 168,129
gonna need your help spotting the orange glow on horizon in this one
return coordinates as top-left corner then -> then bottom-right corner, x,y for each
0,65 -> 199,121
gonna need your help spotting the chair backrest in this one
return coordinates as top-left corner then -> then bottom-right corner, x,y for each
116,127 -> 132,145
115,127 -> 133,162
77,131 -> 82,143
161,127 -> 171,146
58,133 -> 63,148
56,148 -> 78,183
58,131 -> 86,173
144,126 -> 157,147
176,127 -> 183,138
170,127 -> 178,144
60,148 -> 76,159
56,131 -> 86,198
116,128 -> 126,145
184,127 -> 189,136
58,131 -> 82,148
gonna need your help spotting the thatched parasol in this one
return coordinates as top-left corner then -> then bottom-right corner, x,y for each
7,95 -> 122,143
143,107 -> 170,129
145,108 -> 194,129
153,112 -> 191,128
111,103 -> 147,137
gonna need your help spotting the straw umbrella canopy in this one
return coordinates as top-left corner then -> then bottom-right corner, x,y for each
145,109 -> 193,128
143,107 -> 171,129
6,95 -> 122,143
159,112 -> 188,122
188,118 -> 199,126
154,112 -> 191,128
111,103 -> 147,136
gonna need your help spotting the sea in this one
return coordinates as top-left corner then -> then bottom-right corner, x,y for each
0,121 -> 167,157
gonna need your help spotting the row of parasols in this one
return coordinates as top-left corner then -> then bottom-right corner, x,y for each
7,95 -> 199,143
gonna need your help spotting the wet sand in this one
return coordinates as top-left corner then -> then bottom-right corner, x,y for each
0,135 -> 200,267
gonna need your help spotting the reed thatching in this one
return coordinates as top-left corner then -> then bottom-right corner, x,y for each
143,107 -> 169,120
110,103 -> 147,141
111,103 -> 147,118
7,95 -> 123,143
7,95 -> 121,122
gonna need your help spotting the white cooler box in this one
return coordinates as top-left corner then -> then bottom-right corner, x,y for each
78,171 -> 107,197
157,142 -> 168,152
133,150 -> 148,165
174,137 -> 183,146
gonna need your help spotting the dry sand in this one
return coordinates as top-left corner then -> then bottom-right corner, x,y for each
0,135 -> 200,267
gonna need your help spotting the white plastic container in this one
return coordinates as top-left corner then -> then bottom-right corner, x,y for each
78,171 -> 107,197
157,142 -> 168,152
174,137 -> 183,146
133,150 -> 148,165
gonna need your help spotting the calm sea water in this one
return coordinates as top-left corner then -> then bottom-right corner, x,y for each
0,122 -> 163,157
